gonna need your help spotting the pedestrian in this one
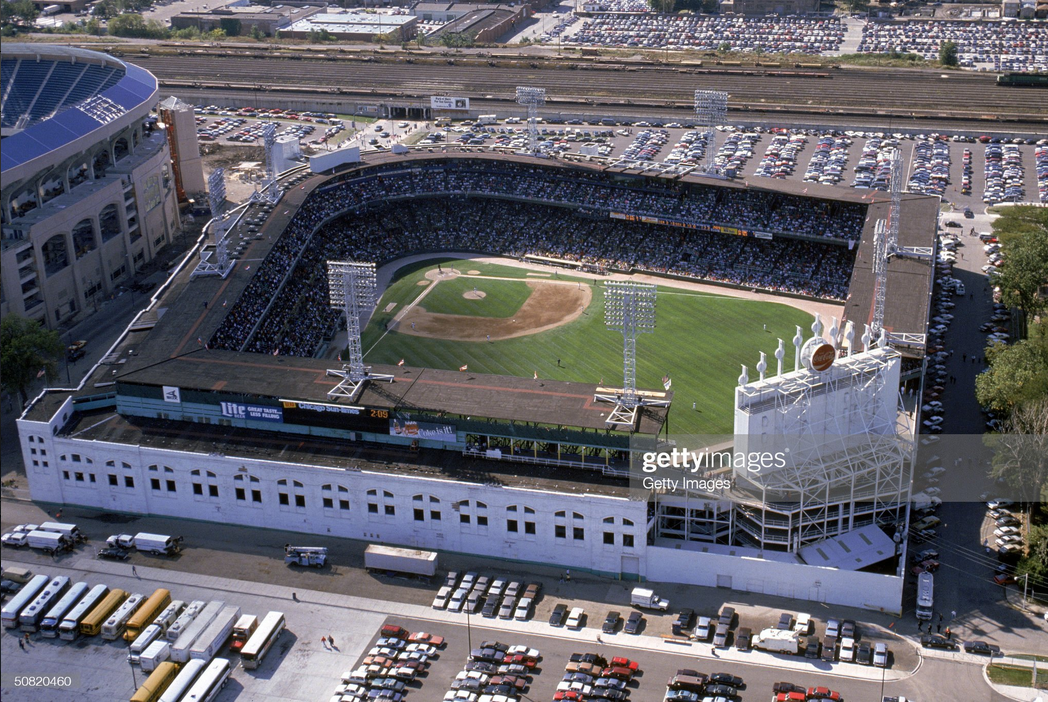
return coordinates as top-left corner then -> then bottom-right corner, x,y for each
596,635 -> 603,644
132,565 -> 138,577
950,610 -> 956,619
23,632 -> 29,643
711,647 -> 718,657
557,359 -> 561,367
917,621 -> 922,632
938,612 -> 943,624
566,569 -> 571,582
292,592 -> 298,602
937,623 -> 941,633
486,334 -> 490,342
18,639 -> 24,650
322,637 -> 328,648
763,323 -> 767,331
329,635 -> 335,646
945,627 -> 951,640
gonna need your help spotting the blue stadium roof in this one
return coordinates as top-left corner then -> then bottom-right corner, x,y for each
1,45 -> 158,176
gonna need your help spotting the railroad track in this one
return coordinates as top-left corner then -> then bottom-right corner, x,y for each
117,48 -> 1047,125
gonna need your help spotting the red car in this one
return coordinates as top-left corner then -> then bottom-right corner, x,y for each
610,657 -> 639,671
503,653 -> 538,668
554,691 -> 583,701
807,687 -> 841,701
408,632 -> 445,647
380,624 -> 409,640
489,675 -> 526,690
994,573 -> 1017,586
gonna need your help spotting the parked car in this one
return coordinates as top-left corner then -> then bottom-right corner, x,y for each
566,607 -> 585,630
624,611 -> 643,635
549,603 -> 568,627
735,626 -> 752,651
964,640 -> 1001,656
97,546 -> 131,561
602,611 -> 622,634
873,642 -> 889,667
921,634 -> 957,650
673,609 -> 695,636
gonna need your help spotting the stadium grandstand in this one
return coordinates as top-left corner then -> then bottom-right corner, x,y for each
17,152 -> 937,613
1,45 -> 182,329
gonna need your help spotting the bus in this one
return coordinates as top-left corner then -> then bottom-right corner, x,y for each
40,581 -> 90,637
130,660 -> 179,702
182,658 -> 231,702
1,574 -> 49,628
19,576 -> 71,632
59,584 -> 109,640
103,592 -> 145,640
157,659 -> 206,702
125,589 -> 172,641
241,611 -> 285,670
916,571 -> 934,620
81,589 -> 128,637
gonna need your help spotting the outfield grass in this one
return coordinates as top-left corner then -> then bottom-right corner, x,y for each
421,275 -> 534,318
363,259 -> 813,435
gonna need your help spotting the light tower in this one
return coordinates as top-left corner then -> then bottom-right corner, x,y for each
515,86 -> 546,155
594,281 -> 670,427
326,261 -> 394,400
870,148 -> 933,344
694,90 -> 728,174
261,121 -> 278,201
191,168 -> 235,279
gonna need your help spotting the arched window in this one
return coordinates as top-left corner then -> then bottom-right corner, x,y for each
233,473 -> 262,504
321,484 -> 351,514
412,494 -> 441,522
72,219 -> 96,259
505,504 -> 537,537
366,488 -> 396,518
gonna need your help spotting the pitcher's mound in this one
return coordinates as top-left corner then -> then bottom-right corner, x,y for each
463,290 -> 487,300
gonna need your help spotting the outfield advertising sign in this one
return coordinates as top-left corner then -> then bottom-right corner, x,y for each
390,418 -> 457,443
431,96 -> 469,110
220,402 -> 283,423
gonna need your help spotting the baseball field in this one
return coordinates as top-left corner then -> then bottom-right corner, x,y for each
361,258 -> 814,435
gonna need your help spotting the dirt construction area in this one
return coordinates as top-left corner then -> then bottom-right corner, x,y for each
393,269 -> 592,342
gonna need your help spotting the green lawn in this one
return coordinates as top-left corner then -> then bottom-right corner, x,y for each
363,259 -> 812,435
988,664 -> 1048,688
420,276 -> 534,319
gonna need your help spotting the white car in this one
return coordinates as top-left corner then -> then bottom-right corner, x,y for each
513,598 -> 532,621
794,612 -> 812,634
448,588 -> 468,612
566,607 -> 585,630
507,645 -> 540,659
432,586 -> 452,610
839,636 -> 856,662
995,526 -> 1021,537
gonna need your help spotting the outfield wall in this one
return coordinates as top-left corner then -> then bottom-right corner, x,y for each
646,544 -> 904,614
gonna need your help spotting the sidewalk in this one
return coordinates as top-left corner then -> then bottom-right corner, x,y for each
1,554 -> 915,685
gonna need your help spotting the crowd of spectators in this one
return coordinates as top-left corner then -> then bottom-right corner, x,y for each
573,14 -> 844,53
208,160 -> 864,356
857,20 -> 1048,73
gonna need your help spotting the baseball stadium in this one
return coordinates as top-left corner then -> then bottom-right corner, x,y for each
18,149 -> 937,610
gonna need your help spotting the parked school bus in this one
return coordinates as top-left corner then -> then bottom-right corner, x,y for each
19,576 -> 71,632
40,581 -> 90,637
182,657 -> 231,702
125,589 -> 172,641
241,611 -> 285,670
80,588 -> 128,636
158,659 -> 206,702
130,660 -> 179,702
59,584 -> 109,640
102,592 -> 145,640
1,574 -> 49,628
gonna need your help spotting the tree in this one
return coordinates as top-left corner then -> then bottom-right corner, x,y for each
218,17 -> 241,37
975,323 -> 1048,416
0,316 -> 63,407
991,207 -> 1048,337
1015,522 -> 1048,595
939,40 -> 958,67
986,397 -> 1048,507
836,0 -> 869,12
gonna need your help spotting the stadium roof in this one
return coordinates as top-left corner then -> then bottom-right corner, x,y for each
798,524 -> 897,570
1,44 -> 158,177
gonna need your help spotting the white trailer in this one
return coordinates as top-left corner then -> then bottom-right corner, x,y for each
752,627 -> 800,654
167,600 -> 207,642
140,640 -> 171,672
26,530 -> 73,554
38,522 -> 87,543
128,624 -> 163,664
189,605 -> 241,662
170,600 -> 224,663
364,545 -> 437,577
152,600 -> 187,634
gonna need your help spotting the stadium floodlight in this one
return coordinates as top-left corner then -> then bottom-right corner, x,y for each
261,122 -> 278,201
207,167 -> 226,216
515,86 -> 546,155
192,168 -> 235,280
595,281 -> 669,427
694,90 -> 728,174
326,261 -> 394,400
870,148 -> 932,345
